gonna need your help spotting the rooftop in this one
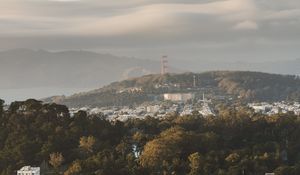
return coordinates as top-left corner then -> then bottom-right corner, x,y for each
19,166 -> 40,171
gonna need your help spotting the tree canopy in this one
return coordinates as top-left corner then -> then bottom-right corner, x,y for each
0,99 -> 300,174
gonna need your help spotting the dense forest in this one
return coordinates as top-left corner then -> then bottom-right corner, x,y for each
1,99 -> 300,175
44,71 -> 300,107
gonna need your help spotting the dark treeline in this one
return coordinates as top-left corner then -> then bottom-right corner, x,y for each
0,99 -> 300,175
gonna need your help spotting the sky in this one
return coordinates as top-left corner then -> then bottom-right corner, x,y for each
0,0 -> 300,61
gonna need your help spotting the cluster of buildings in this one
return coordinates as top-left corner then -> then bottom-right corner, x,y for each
69,94 -> 215,122
117,87 -> 142,94
248,102 -> 300,116
69,99 -> 300,122
70,103 -> 215,122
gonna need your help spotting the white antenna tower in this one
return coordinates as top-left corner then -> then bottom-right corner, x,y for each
161,55 -> 168,75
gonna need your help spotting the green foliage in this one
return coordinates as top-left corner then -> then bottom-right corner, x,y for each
0,99 -> 4,111
139,127 -> 189,173
0,99 -> 300,174
188,152 -> 203,175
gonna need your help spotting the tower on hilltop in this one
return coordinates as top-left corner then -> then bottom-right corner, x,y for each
161,55 -> 168,75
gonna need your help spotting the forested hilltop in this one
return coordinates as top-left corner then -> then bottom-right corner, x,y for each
1,99 -> 300,175
44,71 -> 300,107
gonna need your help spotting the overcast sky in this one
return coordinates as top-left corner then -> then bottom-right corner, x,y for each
0,0 -> 300,61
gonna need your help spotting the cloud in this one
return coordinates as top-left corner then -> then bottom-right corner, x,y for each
0,0 -> 297,37
233,20 -> 258,30
48,0 -> 80,1
0,0 -> 299,62
0,0 -> 259,36
264,9 -> 300,20
65,0 -> 258,36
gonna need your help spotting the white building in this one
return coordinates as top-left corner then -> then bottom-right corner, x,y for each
146,105 -> 160,113
163,93 -> 195,102
17,166 -> 40,175
199,103 -> 215,117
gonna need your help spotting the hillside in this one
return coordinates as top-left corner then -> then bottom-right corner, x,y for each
0,49 -> 164,89
174,59 -> 300,75
44,71 -> 300,107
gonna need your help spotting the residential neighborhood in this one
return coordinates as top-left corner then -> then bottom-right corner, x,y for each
248,102 -> 300,116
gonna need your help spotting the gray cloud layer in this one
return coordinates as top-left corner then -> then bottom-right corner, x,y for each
0,0 -> 299,61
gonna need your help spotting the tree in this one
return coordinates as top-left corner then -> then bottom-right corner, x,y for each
188,152 -> 203,175
226,153 -> 240,164
49,152 -> 64,170
64,161 -> 82,175
0,99 -> 4,121
0,99 -> 3,113
79,136 -> 96,153
139,127 -> 188,174
274,166 -> 295,175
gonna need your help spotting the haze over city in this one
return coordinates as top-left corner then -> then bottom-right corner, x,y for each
1,1 -> 300,175
0,0 -> 300,101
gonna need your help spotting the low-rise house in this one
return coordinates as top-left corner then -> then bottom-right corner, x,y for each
17,166 -> 40,175
164,93 -> 195,102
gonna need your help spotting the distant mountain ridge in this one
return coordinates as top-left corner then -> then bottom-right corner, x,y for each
43,71 -> 300,107
173,59 -> 300,75
0,49 -> 165,89
1,48 -> 299,91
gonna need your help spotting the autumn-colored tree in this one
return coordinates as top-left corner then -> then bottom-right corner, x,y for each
188,152 -> 203,175
49,152 -> 64,170
139,127 -> 188,174
225,153 -> 240,164
64,161 -> 82,175
79,136 -> 96,153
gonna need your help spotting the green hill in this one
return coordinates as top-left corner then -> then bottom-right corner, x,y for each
43,71 -> 300,107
